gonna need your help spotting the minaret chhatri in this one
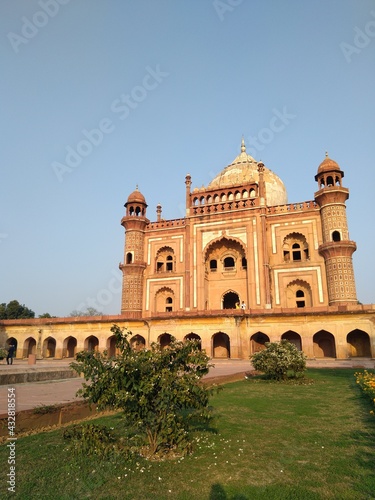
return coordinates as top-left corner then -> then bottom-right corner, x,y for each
314,154 -> 357,305
119,186 -> 149,317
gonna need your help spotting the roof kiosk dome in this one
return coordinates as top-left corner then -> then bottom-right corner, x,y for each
126,186 -> 146,205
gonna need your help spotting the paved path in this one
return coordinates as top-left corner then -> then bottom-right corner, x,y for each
0,358 -> 373,415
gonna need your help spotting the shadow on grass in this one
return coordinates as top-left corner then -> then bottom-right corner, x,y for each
209,482 -> 322,499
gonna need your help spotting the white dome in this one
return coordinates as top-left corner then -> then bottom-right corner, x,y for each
207,139 -> 288,206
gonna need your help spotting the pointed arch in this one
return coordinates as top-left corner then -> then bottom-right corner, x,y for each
285,279 -> 312,308
23,337 -> 36,358
281,331 -> 302,350
130,334 -> 146,351
250,332 -> 270,355
158,333 -> 172,349
283,232 -> 309,262
313,330 -> 336,358
63,336 -> 77,358
347,330 -> 371,357
222,290 -> 240,309
42,337 -> 56,358
155,286 -> 175,312
212,332 -> 230,358
85,335 -> 99,353
184,332 -> 202,350
203,236 -> 246,262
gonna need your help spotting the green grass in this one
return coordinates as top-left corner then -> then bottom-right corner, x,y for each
1,369 -> 375,499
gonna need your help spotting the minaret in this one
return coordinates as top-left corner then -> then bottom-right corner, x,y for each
119,186 -> 149,317
314,154 -> 357,305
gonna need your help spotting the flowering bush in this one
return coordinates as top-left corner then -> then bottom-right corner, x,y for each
71,325 -> 215,457
250,340 -> 306,380
354,370 -> 375,414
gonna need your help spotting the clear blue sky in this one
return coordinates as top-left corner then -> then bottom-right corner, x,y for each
1,0 -> 374,317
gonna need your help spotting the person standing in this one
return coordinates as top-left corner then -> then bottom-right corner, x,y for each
7,344 -> 15,365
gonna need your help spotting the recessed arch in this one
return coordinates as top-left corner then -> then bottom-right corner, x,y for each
6,338 -> 18,356
23,337 -> 36,357
313,330 -> 336,358
250,332 -> 270,355
158,333 -> 173,349
184,332 -> 202,350
212,332 -> 230,358
130,334 -> 146,351
347,330 -> 371,357
222,290 -> 239,309
42,337 -> 56,358
63,336 -> 77,358
281,331 -> 302,350
107,335 -> 117,357
85,335 -> 99,353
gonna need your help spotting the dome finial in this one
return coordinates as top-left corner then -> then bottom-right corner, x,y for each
325,151 -> 329,158
241,136 -> 246,153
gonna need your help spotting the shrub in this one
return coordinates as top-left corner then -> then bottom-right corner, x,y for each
250,340 -> 306,380
63,424 -> 116,458
354,370 -> 375,414
71,325 -> 215,457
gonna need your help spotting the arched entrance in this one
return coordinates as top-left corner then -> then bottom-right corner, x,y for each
222,291 -> 239,309
347,330 -> 371,357
313,330 -> 336,358
6,338 -> 18,357
159,333 -> 172,349
85,335 -> 99,353
212,332 -> 230,358
130,334 -> 146,351
23,337 -> 36,357
107,335 -> 117,357
250,332 -> 269,354
63,337 -> 77,358
281,331 -> 302,350
184,333 -> 202,350
43,337 -> 56,358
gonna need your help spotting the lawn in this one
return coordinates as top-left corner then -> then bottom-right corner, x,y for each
1,369 -> 375,499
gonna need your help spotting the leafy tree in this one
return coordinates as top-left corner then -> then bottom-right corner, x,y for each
38,313 -> 57,318
251,340 -> 307,380
69,307 -> 102,317
0,300 -> 35,319
71,325 -> 215,457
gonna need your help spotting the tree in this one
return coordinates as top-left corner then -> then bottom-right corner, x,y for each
71,325 -> 215,457
0,300 -> 35,319
69,307 -> 102,317
251,340 -> 307,380
38,313 -> 56,318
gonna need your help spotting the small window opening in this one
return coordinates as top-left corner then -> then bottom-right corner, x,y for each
166,255 -> 173,271
165,296 -> 173,312
126,252 -> 133,264
210,259 -> 217,271
242,257 -> 247,269
332,231 -> 341,242
223,256 -> 235,269
292,243 -> 301,261
157,262 -> 163,272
